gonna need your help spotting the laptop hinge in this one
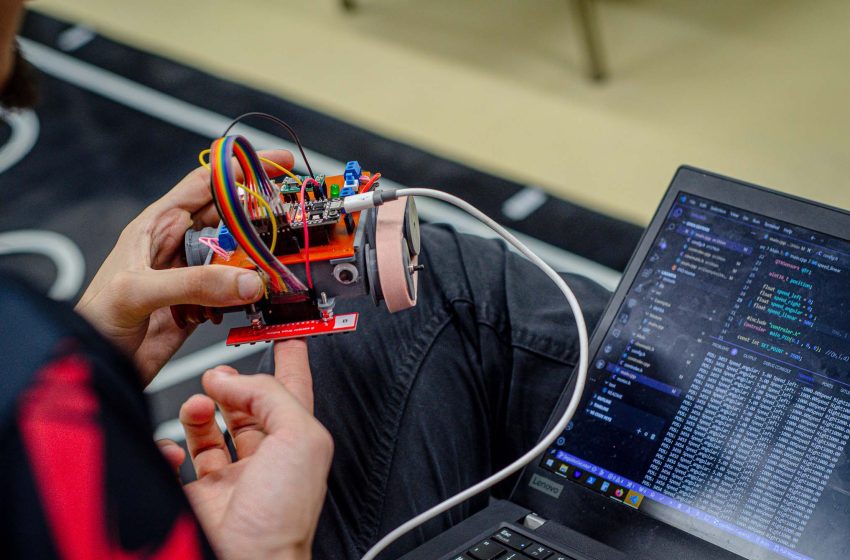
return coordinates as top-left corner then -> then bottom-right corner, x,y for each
522,513 -> 547,530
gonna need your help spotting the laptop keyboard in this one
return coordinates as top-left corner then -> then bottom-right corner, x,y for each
451,527 -> 576,560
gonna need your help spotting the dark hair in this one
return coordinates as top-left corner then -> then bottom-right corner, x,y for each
0,45 -> 39,110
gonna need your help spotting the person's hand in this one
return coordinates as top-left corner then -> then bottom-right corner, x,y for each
159,340 -> 332,560
75,150 -> 294,385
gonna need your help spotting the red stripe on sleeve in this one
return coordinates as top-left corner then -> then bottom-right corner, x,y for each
18,354 -> 203,559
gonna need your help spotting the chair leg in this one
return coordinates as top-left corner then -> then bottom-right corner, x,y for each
572,0 -> 608,81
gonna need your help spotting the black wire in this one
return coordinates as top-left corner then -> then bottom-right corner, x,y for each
221,112 -> 316,178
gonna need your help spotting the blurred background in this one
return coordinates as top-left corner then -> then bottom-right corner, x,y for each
1,0 -> 849,442
29,0 -> 850,223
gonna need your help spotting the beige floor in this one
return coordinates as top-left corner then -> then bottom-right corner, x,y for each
34,0 -> 850,225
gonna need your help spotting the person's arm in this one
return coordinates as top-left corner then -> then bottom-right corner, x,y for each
159,339 -> 333,560
74,150 -> 294,385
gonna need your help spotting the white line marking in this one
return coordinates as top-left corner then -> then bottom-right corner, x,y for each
18,37 -> 317,161
0,229 -> 86,300
502,187 -> 548,221
0,109 -> 39,174
145,342 -> 268,393
56,25 -> 96,52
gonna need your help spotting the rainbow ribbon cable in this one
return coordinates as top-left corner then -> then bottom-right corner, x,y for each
209,135 -> 306,293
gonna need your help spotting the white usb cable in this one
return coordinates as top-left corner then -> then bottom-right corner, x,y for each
346,188 -> 590,560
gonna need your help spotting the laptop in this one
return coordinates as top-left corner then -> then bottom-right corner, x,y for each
400,166 -> 850,560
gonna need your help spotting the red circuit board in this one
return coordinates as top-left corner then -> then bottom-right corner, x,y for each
226,313 -> 359,346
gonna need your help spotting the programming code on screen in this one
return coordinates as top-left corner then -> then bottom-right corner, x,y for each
554,194 -> 850,560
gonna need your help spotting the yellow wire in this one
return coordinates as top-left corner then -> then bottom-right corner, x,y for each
199,149 -> 278,253
260,156 -> 302,184
200,148 -> 303,184
198,148 -> 210,169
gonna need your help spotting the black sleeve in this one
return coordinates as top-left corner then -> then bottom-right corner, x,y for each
0,273 -> 216,559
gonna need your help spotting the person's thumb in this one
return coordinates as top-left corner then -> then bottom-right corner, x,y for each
117,265 -> 263,321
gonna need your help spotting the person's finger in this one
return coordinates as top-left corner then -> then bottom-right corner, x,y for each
179,393 -> 230,478
227,149 -> 297,184
134,307 -> 193,384
157,439 -> 186,476
158,150 -> 295,214
211,366 -> 267,459
201,370 -> 318,438
191,202 -> 223,230
273,339 -> 314,414
113,265 -> 264,322
256,149 -> 297,178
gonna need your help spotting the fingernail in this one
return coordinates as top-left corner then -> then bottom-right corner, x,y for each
238,272 -> 262,300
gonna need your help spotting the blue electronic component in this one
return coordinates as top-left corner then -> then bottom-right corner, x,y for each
344,160 -> 362,189
338,185 -> 358,214
217,223 -> 237,251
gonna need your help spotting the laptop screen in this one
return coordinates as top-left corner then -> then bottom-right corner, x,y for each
542,192 -> 850,560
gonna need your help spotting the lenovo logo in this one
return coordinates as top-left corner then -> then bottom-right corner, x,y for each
529,474 -> 563,498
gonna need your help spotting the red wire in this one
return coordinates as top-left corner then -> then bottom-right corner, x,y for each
359,172 -> 381,194
300,178 -> 316,289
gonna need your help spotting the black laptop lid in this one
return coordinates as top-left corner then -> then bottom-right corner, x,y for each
512,167 -> 850,560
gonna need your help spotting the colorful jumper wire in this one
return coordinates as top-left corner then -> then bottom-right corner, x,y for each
209,135 -> 306,293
